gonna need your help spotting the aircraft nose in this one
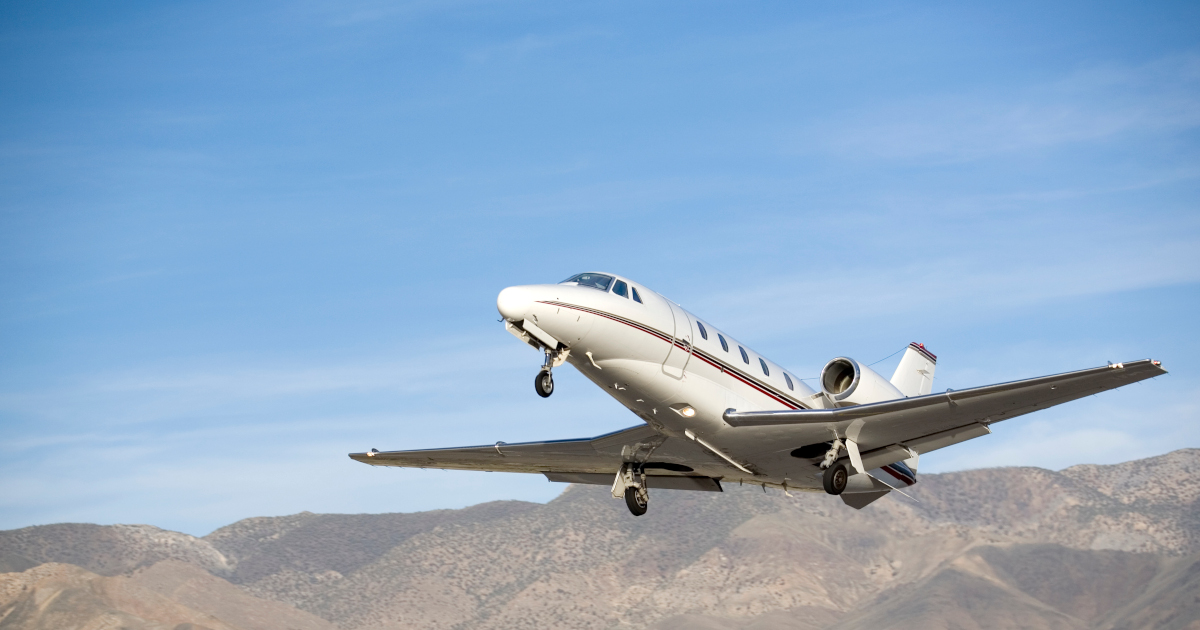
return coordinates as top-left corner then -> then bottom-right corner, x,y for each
497,286 -> 534,322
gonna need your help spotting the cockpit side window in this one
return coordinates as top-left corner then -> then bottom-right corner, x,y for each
613,280 -> 629,298
718,334 -> 728,352
759,358 -> 770,376
696,321 -> 708,340
631,287 -> 643,303
739,346 -> 749,364
560,273 -> 614,292
784,373 -> 794,390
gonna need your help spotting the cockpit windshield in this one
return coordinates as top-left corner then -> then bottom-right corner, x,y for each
560,272 -> 615,292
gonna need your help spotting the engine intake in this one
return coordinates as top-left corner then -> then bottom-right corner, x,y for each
820,357 -> 905,406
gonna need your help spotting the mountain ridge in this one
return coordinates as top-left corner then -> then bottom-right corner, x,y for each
2,448 -> 1198,630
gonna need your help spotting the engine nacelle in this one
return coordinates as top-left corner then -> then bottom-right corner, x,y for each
820,357 -> 905,406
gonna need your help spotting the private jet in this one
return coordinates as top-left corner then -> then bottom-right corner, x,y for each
351,272 -> 1166,515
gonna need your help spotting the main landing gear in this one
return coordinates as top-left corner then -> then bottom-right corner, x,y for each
822,462 -> 849,495
820,439 -> 849,495
625,485 -> 648,516
613,463 -> 649,516
534,346 -> 569,398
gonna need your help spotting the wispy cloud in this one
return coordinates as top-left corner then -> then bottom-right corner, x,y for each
465,30 -> 608,63
689,235 -> 1200,337
295,0 -> 487,27
801,54 -> 1200,162
0,341 -> 523,427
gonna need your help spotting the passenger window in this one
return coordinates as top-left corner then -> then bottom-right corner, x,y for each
784,373 -> 794,391
759,358 -> 770,376
613,280 -> 629,298
718,334 -> 728,352
631,287 -> 642,303
739,346 -> 749,364
696,321 -> 708,340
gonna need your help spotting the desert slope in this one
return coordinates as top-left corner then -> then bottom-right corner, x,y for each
1,448 -> 1197,630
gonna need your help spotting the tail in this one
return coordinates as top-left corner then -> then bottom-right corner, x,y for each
890,342 -> 936,397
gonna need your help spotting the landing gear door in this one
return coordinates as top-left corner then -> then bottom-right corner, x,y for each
662,300 -> 693,379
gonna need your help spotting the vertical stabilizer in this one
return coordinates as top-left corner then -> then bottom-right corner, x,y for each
890,342 -> 936,397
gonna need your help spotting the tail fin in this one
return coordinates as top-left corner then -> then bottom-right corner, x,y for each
890,342 -> 936,397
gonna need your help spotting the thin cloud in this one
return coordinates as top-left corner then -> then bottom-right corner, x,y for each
465,30 -> 609,63
690,238 -> 1200,337
801,54 -> 1200,162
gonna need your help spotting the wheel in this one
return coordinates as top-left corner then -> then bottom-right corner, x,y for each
624,486 -> 648,516
822,462 -> 849,495
535,370 -> 554,398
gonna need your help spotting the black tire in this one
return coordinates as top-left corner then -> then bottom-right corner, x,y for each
822,462 -> 849,495
624,486 -> 648,516
535,371 -> 554,398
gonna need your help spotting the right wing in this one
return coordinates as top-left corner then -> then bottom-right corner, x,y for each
349,424 -> 735,491
724,359 -> 1166,454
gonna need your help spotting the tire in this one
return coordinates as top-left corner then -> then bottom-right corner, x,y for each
822,462 -> 849,495
535,371 -> 554,398
624,486 -> 648,516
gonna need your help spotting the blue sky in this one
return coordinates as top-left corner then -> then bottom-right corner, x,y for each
2,0 -> 1198,536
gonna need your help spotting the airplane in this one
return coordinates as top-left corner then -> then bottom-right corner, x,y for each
350,272 -> 1166,515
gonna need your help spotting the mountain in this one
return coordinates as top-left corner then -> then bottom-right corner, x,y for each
1,449 -> 1198,630
0,561 -> 334,630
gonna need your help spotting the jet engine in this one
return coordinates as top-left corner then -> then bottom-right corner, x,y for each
820,357 -> 905,406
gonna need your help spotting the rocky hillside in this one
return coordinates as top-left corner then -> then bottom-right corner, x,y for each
0,561 -> 333,630
2,449 -> 1198,630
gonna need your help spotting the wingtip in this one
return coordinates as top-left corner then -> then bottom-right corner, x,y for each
349,448 -> 381,462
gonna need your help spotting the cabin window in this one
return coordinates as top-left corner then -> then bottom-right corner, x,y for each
759,358 -> 770,376
784,373 -> 794,390
613,280 -> 629,298
631,287 -> 643,303
561,273 -> 613,292
696,321 -> 708,340
739,346 -> 749,364
718,334 -> 728,352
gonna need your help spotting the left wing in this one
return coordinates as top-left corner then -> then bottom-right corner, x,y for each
723,358 -> 1166,455
350,424 -> 734,491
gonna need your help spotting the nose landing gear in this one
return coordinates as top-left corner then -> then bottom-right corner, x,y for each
535,370 -> 554,398
534,346 -> 570,398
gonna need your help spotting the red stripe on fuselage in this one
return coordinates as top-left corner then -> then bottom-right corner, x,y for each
540,301 -> 803,410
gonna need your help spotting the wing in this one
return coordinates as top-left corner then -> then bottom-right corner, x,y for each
724,359 -> 1166,454
349,424 -> 736,491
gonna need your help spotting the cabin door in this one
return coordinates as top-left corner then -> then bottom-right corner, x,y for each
661,300 -> 693,379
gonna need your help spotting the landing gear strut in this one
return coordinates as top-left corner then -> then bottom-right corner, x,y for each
820,439 -> 848,495
534,346 -> 569,398
613,463 -> 649,516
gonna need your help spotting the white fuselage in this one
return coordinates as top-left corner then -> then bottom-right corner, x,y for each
497,273 -> 912,494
